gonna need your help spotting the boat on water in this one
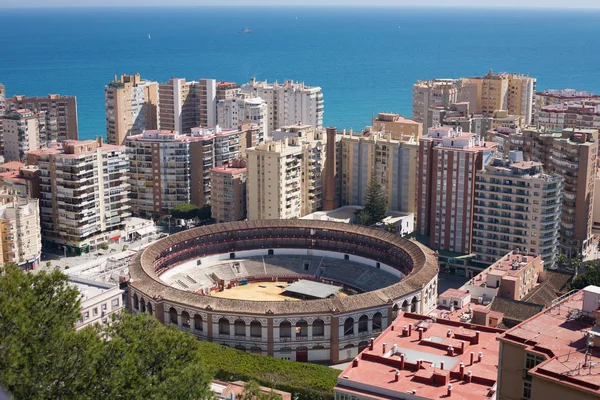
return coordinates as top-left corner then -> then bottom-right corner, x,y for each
148,33 -> 151,39
241,27 -> 251,34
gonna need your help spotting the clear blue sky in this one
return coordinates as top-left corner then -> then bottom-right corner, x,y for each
1,0 -> 599,8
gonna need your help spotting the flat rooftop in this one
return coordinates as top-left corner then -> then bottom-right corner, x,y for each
283,279 -> 341,299
500,289 -> 600,394
473,252 -> 539,287
336,313 -> 504,400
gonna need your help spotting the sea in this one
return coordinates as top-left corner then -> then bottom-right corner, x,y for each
1,6 -> 600,140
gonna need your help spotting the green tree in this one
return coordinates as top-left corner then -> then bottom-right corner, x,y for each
236,380 -> 280,400
570,260 -> 600,290
384,223 -> 397,234
197,205 -> 212,220
355,176 -> 387,226
171,203 -> 201,220
0,265 -> 214,400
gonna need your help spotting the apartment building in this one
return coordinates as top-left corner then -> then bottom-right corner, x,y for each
71,276 -> 124,331
535,100 -> 600,131
0,161 -> 41,199
334,312 -> 503,400
0,189 -> 41,271
2,109 -> 45,162
0,83 -> 5,149
240,78 -> 323,133
217,94 -> 267,142
461,70 -> 536,124
26,139 -> 130,254
417,126 -> 497,254
6,93 -> 78,142
210,159 -> 247,223
158,77 -> 217,133
126,126 -> 256,216
246,126 -> 332,220
340,126 -> 418,214
535,88 -> 599,116
216,81 -> 240,101
105,73 -> 159,145
473,152 -> 563,269
412,78 -> 460,129
497,286 -> 600,400
371,112 -> 423,140
493,127 -> 598,257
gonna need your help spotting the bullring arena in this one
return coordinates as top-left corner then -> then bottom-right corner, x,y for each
129,220 -> 438,363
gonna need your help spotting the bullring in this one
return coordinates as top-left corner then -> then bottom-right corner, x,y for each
128,220 -> 438,363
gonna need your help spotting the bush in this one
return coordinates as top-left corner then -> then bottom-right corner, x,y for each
46,261 -> 52,267
197,342 -> 338,400
100,243 -> 109,251
64,266 -> 70,270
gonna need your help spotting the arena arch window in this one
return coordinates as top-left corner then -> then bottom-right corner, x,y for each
250,320 -> 262,338
181,311 -> 190,328
235,345 -> 246,352
132,293 -> 139,310
358,315 -> 368,333
373,312 -> 383,331
411,297 -> 418,312
140,297 -> 146,312
169,307 -> 178,325
280,320 -> 292,338
296,320 -> 308,337
344,317 -> 355,336
234,319 -> 246,336
268,249 -> 274,255
194,314 -> 203,331
392,304 -> 399,319
219,318 -> 230,335
147,302 -> 153,315
313,319 -> 325,336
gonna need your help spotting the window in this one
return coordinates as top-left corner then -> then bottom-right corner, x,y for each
93,308 -> 98,316
84,311 -> 89,319
112,299 -> 119,307
523,381 -> 532,400
101,304 -> 107,311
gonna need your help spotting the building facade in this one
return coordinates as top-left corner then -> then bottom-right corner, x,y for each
497,287 -> 600,400
535,88 -> 599,117
105,73 -> 159,145
246,126 -> 330,220
6,93 -> 78,142
417,126 -> 497,254
0,190 -> 41,271
412,79 -> 460,129
340,127 -> 418,214
0,162 -> 41,199
241,78 -> 323,134
26,139 -> 130,254
2,109 -> 44,162
473,152 -> 563,268
210,159 -> 247,223
217,95 -> 267,142
158,77 -> 217,134
535,101 -> 600,131
371,112 -> 423,140
71,276 -> 124,331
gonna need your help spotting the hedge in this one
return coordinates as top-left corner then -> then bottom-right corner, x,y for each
197,342 -> 339,400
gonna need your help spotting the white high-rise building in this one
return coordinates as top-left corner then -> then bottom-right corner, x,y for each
217,95 -> 267,143
240,78 -> 323,134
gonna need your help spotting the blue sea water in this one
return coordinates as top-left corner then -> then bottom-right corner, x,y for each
1,6 -> 599,140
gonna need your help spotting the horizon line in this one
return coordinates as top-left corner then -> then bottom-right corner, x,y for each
1,4 -> 600,10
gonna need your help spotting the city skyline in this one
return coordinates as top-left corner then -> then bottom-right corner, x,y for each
2,0 -> 600,8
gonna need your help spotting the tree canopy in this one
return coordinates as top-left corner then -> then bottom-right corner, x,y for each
170,203 -> 201,220
0,264 -> 213,400
570,260 -> 600,290
355,176 -> 387,226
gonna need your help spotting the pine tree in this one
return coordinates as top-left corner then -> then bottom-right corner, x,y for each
362,176 -> 388,224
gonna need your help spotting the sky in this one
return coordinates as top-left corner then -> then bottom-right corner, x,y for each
1,0 -> 599,8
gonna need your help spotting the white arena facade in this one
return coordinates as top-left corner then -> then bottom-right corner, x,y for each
129,220 -> 438,363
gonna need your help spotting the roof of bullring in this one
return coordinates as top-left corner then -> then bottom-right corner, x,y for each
129,220 -> 439,316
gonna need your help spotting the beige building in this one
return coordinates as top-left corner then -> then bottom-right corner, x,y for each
6,93 -> 78,142
535,88 -> 599,117
217,94 -> 267,143
158,77 -> 217,133
210,159 -> 247,223
27,139 -> 130,255
371,112 -> 422,140
3,109 -> 45,162
247,125 -> 331,220
71,276 -> 124,331
473,152 -> 563,269
497,286 -> 600,400
340,126 -> 418,214
0,189 -> 41,271
412,78 -> 460,129
105,73 -> 159,145
461,70 -> 536,124
0,161 -> 41,199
